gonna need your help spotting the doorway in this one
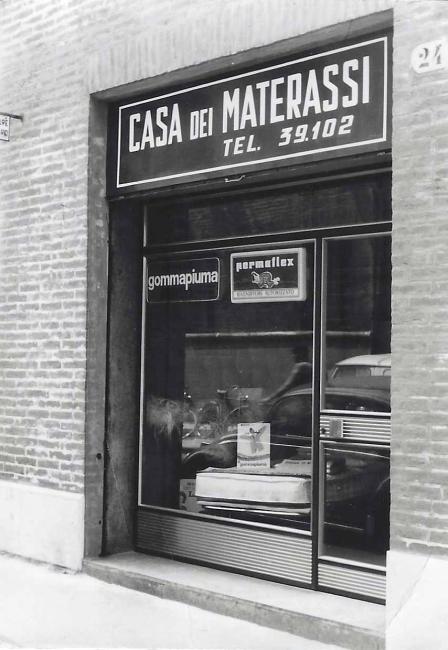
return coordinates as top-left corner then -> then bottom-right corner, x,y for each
136,177 -> 391,602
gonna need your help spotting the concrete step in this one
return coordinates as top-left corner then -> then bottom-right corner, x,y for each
83,551 -> 385,650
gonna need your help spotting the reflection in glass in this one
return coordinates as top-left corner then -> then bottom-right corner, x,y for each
323,236 -> 391,413
148,175 -> 391,245
320,442 -> 390,567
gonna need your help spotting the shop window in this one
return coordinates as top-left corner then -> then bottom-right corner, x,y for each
141,243 -> 315,532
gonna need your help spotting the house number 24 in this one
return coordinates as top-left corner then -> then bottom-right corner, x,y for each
411,39 -> 448,74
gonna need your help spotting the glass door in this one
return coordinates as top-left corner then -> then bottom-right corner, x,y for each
318,234 -> 391,598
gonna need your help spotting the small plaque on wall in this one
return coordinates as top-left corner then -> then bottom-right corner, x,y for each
0,115 -> 10,141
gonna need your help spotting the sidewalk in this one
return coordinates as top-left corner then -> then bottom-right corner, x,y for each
0,553 -> 347,649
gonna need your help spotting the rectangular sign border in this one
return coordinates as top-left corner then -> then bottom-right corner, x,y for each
0,115 -> 10,142
230,247 -> 307,304
146,256 -> 221,304
116,36 -> 389,189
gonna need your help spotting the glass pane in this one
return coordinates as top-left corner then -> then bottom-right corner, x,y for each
320,442 -> 390,567
148,175 -> 391,245
323,235 -> 391,412
141,244 -> 314,531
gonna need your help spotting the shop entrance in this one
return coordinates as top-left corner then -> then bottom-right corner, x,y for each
136,175 -> 391,602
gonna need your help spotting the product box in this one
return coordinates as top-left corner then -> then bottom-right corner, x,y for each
237,422 -> 271,468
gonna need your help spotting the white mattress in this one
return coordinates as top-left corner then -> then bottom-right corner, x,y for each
195,460 -> 313,506
195,458 -> 386,508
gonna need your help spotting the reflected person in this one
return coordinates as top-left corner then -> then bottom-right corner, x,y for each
262,343 -> 312,405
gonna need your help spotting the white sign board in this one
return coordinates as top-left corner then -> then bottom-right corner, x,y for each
0,115 -> 10,141
231,248 -> 307,304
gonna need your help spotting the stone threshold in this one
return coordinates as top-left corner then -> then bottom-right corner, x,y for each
83,551 -> 385,650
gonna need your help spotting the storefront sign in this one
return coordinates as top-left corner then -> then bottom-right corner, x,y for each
237,423 -> 271,468
147,257 -> 220,303
231,248 -> 306,303
115,36 -> 389,190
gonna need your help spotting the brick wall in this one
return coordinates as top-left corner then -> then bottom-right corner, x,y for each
0,0 -> 392,497
391,0 -> 448,554
0,4 -> 90,492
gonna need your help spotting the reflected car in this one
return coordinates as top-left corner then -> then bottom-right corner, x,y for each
268,384 -> 390,439
328,353 -> 391,391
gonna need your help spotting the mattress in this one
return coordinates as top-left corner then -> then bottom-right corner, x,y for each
195,458 -> 385,509
195,460 -> 313,506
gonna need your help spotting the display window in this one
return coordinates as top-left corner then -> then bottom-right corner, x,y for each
141,242 -> 316,532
